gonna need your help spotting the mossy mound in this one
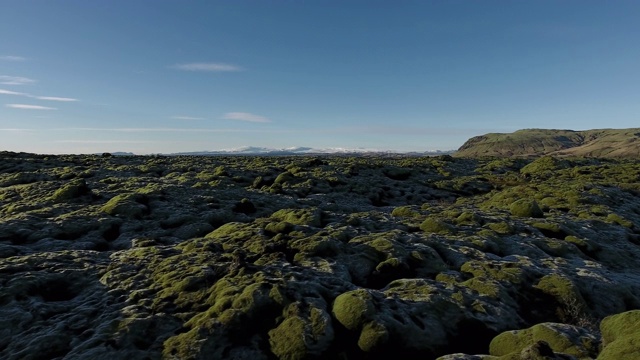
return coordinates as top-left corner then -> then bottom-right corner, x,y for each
509,199 -> 544,218
520,156 -> 570,176
332,289 -> 375,331
270,208 -> 322,227
50,179 -> 90,203
421,217 -> 455,234
489,322 -> 600,359
101,193 -> 148,218
598,310 -> 640,360
268,304 -> 334,359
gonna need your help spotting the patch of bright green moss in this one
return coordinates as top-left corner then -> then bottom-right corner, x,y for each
599,310 -> 640,360
460,277 -> 502,299
420,217 -> 455,234
332,289 -> 375,331
509,199 -> 544,218
358,321 -> 389,352
606,213 -> 634,228
101,193 -> 148,218
391,206 -> 420,218
270,208 -> 322,227
50,179 -> 89,203
489,323 -> 599,358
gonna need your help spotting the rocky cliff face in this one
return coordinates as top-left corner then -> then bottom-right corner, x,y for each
455,128 -> 640,158
1,152 -> 639,359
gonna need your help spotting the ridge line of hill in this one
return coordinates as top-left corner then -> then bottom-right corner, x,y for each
455,128 -> 640,158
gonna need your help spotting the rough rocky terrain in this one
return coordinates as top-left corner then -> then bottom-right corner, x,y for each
1,151 -> 639,359
455,128 -> 640,158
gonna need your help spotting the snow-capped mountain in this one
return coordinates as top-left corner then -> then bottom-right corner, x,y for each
167,146 -> 452,156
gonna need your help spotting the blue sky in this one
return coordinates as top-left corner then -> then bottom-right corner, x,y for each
1,1 -> 639,154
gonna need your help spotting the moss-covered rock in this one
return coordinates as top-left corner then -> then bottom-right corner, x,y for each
420,217 -> 455,234
101,193 -> 148,218
598,310 -> 640,360
489,322 -> 600,359
50,179 -> 90,203
358,320 -> 389,352
270,208 -> 322,227
332,289 -> 375,331
268,305 -> 334,359
510,199 -> 544,218
391,205 -> 420,218
520,156 -> 570,176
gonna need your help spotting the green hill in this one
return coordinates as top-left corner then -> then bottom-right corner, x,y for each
455,128 -> 640,158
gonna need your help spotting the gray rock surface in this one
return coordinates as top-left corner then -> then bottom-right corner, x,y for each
1,152 -> 639,358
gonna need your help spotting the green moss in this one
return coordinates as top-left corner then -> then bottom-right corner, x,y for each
269,316 -> 308,360
101,193 -> 147,218
520,156 -> 569,176
274,171 -> 295,185
391,206 -> 420,218
270,208 -> 322,227
486,221 -> 515,235
50,179 -> 89,202
599,310 -> 640,360
455,211 -> 483,225
264,221 -> 294,235
509,198 -> 544,218
490,323 -> 599,358
564,235 -> 600,254
205,222 -> 257,242
358,321 -> 389,352
606,213 -> 634,228
420,217 -> 455,234
461,260 -> 524,284
332,289 -> 375,331
375,257 -> 404,273
435,272 -> 459,285
460,277 -> 502,299
534,274 -> 583,304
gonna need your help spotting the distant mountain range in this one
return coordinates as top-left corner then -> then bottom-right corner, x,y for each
164,146 -> 452,156
455,128 -> 640,158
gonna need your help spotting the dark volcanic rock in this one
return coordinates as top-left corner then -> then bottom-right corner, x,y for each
1,153 -> 640,359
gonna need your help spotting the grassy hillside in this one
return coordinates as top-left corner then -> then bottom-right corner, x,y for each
455,128 -> 640,158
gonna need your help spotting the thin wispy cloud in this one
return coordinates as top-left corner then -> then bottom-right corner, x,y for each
0,55 -> 26,62
0,76 -> 36,85
223,112 -> 271,123
68,128 -> 251,133
172,116 -> 205,120
0,89 -> 27,96
59,127 -> 292,133
55,140 -> 159,144
0,88 -> 78,101
0,128 -> 33,132
35,96 -> 79,102
6,104 -> 57,110
172,63 -> 242,72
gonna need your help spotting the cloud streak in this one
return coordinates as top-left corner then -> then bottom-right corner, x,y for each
59,127 -> 293,134
222,112 -> 271,123
54,140 -> 160,144
6,104 -> 57,110
0,88 -> 78,101
0,128 -> 34,132
35,96 -> 79,102
0,76 -> 36,85
0,56 -> 26,62
172,63 -> 242,72
172,116 -> 205,120
0,89 -> 27,96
